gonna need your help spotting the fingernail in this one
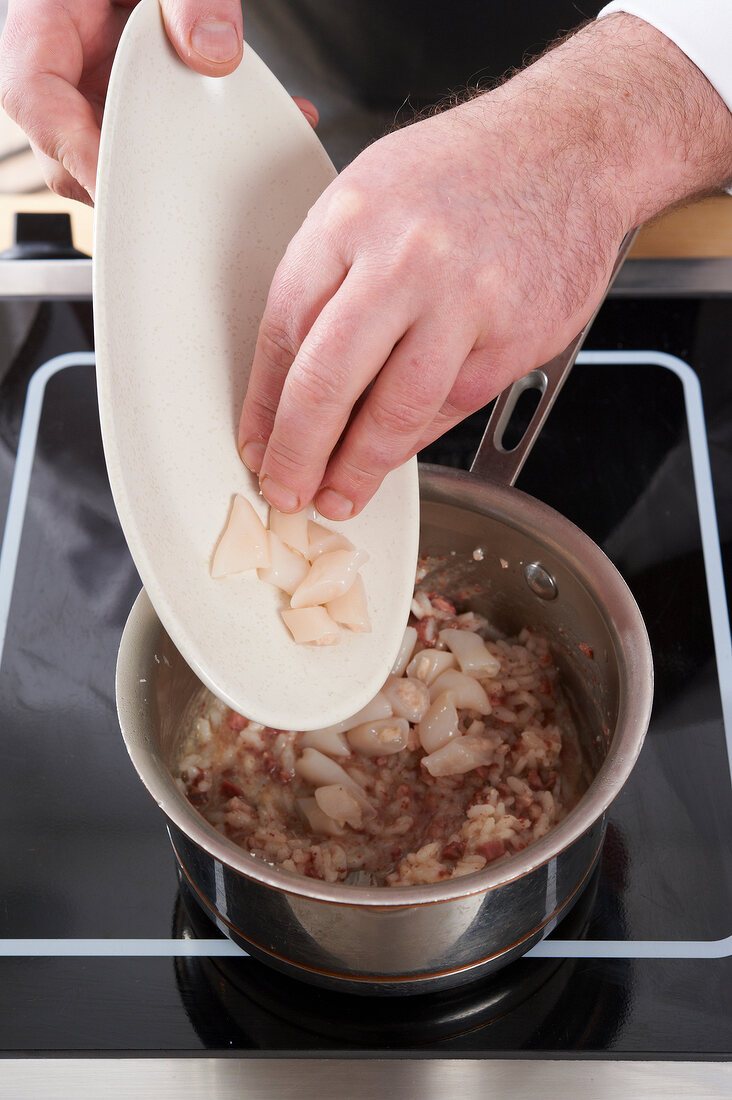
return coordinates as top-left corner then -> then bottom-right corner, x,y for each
240,440 -> 265,474
261,476 -> 300,513
191,21 -> 240,63
315,488 -> 354,521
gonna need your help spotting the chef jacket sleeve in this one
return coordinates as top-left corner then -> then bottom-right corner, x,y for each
598,1 -> 732,113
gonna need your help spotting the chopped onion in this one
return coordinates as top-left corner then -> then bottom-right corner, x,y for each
429,669 -> 492,714
299,728 -> 351,757
422,735 -> 495,777
417,691 -> 460,753
346,717 -> 409,757
257,531 -> 309,595
210,495 -> 270,578
290,548 -> 369,609
439,628 -> 501,676
406,648 -> 456,685
314,784 -> 363,829
391,625 -> 418,676
327,574 -> 371,632
382,675 -> 430,723
307,521 -> 354,561
281,606 -> 340,646
269,507 -> 311,555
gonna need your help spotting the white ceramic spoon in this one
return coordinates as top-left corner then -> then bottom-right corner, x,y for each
94,0 -> 419,731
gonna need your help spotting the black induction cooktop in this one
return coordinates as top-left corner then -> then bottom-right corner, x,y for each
0,279 -> 731,1094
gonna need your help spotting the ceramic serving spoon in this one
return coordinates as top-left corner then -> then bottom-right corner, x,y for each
93,0 -> 419,731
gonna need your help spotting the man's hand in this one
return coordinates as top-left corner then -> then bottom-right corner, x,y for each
0,0 -> 316,205
238,14 -> 732,520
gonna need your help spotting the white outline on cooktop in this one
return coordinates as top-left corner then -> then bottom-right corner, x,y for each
0,349 -> 730,960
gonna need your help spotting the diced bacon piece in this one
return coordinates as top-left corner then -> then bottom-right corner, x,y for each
257,532 -> 309,595
210,495 -> 270,578
327,574 -> 371,632
290,548 -> 369,609
306,521 -> 354,561
269,507 -> 312,555
477,839 -> 506,862
281,606 -> 340,646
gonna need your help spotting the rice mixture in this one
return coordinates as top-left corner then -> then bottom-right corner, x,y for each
176,586 -> 586,886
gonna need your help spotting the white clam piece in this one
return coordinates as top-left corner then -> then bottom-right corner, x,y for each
290,548 -> 369,609
281,606 -> 340,646
307,520 -> 354,561
382,675 -> 430,723
439,628 -> 501,677
257,531 -> 309,595
327,574 -> 371,632
210,495 -> 270,578
417,691 -> 460,754
429,669 -> 492,714
297,796 -> 344,836
299,728 -> 351,757
347,717 -> 409,757
391,625 -> 418,676
269,507 -> 312,555
295,747 -> 364,790
422,735 -> 496,777
314,784 -> 364,829
307,691 -> 393,739
406,648 -> 456,685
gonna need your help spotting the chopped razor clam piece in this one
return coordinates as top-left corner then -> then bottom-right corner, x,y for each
269,507 -> 312,555
417,691 -> 460,754
290,548 -> 369,609
307,521 -> 354,561
429,670 -> 492,714
297,796 -> 344,837
307,691 -> 393,739
347,717 -> 409,757
406,648 -> 456,685
257,531 -> 309,595
422,735 -> 496,777
281,606 -> 340,646
391,625 -> 418,676
210,495 -> 270,578
327,574 -> 371,632
439,628 -> 501,676
295,747 -> 364,790
314,784 -> 364,829
299,728 -> 351,757
382,675 -> 430,723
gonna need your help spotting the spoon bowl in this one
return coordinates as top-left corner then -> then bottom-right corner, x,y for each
93,0 -> 419,730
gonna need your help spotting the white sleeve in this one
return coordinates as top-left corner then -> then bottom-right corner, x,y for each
598,1 -> 732,113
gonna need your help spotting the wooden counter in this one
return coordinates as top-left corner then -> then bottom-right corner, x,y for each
0,183 -> 730,261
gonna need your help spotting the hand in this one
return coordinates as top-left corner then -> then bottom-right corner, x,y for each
0,0 -> 317,205
238,14 -> 732,521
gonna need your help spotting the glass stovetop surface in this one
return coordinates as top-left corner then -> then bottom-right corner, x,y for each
0,296 -> 731,1055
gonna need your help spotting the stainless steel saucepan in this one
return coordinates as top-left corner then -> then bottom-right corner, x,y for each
115,232 -> 653,995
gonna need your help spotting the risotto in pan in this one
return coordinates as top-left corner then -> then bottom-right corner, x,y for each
175,584 -> 587,886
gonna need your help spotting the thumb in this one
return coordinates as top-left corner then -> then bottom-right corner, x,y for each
160,0 -> 243,76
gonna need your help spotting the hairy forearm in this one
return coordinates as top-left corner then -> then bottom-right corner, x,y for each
475,13 -> 732,235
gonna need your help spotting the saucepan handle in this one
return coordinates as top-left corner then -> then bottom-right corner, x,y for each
469,228 -> 638,486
